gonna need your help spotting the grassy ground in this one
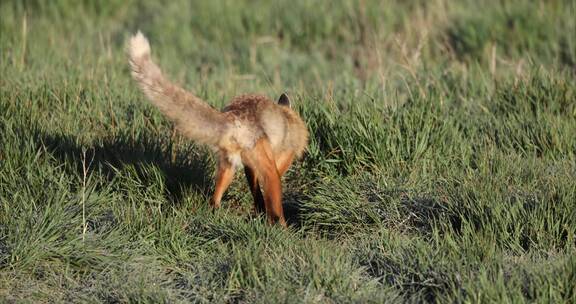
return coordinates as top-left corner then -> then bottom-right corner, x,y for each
1,0 -> 575,303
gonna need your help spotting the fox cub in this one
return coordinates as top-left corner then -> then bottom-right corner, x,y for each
128,32 -> 308,226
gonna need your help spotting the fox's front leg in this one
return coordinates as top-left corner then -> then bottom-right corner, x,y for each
211,154 -> 235,208
242,139 -> 286,226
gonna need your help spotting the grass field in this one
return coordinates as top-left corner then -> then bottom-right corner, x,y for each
1,0 -> 575,302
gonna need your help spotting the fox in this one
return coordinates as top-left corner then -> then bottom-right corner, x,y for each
128,32 -> 308,226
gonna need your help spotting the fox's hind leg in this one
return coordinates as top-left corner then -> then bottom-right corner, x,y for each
244,151 -> 294,216
211,154 -> 236,208
242,139 -> 286,226
274,152 -> 294,177
244,166 -> 265,213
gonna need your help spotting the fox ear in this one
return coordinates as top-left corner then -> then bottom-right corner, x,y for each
278,93 -> 291,107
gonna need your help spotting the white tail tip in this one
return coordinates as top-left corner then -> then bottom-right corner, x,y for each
129,31 -> 151,59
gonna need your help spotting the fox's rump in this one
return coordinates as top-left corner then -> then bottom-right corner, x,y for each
222,95 -> 308,158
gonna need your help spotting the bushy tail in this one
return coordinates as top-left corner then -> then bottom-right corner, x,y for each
128,31 -> 227,147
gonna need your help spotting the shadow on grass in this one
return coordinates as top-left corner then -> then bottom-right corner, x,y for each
37,131 -> 213,205
35,131 -> 309,226
399,194 -> 462,235
282,192 -> 306,228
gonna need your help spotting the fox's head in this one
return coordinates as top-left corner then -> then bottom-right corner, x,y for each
278,93 -> 291,108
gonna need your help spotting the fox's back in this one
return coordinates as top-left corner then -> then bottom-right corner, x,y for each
221,95 -> 308,158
